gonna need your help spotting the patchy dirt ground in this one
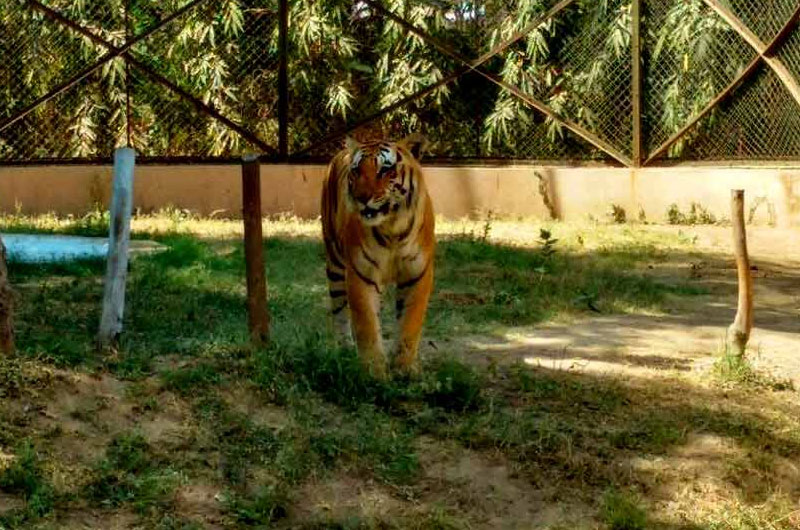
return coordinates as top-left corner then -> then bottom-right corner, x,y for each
1,219 -> 799,529
458,226 -> 800,385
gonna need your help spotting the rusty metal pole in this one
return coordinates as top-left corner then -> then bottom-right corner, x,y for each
242,154 -> 270,346
278,0 -> 289,161
631,0 -> 643,166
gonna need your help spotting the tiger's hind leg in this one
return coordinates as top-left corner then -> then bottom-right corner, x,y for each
326,263 -> 353,346
392,263 -> 433,377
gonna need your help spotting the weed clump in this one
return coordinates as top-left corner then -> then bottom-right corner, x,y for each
608,204 -> 627,224
223,485 -> 289,526
666,202 -> 718,225
86,433 -> 182,514
0,441 -> 55,526
420,357 -> 483,412
601,488 -> 648,530
713,349 -> 794,391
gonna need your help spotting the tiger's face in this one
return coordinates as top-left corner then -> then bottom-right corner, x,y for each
345,138 -> 416,226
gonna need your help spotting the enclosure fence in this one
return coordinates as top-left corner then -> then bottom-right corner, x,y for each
1,0 -> 800,167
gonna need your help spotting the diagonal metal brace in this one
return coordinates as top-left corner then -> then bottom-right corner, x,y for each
701,0 -> 800,108
8,0 -> 277,156
296,0 -> 581,160
361,0 -> 632,166
0,0 -> 210,135
645,3 -> 800,165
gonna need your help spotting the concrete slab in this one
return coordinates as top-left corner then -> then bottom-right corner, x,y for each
2,234 -> 165,263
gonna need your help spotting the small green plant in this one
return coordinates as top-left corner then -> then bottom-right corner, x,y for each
667,203 -> 683,225
68,205 -> 111,237
0,441 -> 55,520
601,488 -> 648,530
161,362 -> 223,395
687,202 -> 716,225
537,228 -> 558,258
224,485 -> 289,526
481,211 -> 494,242
712,348 -> 794,391
667,202 -> 717,225
608,204 -> 627,224
420,357 -> 482,412
86,432 -> 182,513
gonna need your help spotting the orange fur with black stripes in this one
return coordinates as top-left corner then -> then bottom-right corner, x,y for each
321,134 -> 434,379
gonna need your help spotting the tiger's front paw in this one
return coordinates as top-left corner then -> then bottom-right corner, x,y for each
365,357 -> 389,381
391,348 -> 421,379
359,347 -> 388,380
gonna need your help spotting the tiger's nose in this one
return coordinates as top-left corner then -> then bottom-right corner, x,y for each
352,189 -> 372,206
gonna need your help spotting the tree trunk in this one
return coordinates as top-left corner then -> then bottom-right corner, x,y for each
0,235 -> 14,354
727,189 -> 753,357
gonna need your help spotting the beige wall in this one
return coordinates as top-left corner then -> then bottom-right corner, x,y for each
1,164 -> 799,226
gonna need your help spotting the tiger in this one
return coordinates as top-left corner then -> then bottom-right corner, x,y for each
321,134 -> 435,379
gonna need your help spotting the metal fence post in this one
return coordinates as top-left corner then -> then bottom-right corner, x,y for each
631,0 -> 643,166
278,0 -> 289,160
98,147 -> 136,348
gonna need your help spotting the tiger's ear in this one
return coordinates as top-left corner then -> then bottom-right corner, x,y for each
344,136 -> 361,154
398,133 -> 428,160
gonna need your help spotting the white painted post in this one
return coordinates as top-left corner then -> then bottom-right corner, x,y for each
98,147 -> 136,348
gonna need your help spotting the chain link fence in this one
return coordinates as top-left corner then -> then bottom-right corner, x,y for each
1,0 -> 799,166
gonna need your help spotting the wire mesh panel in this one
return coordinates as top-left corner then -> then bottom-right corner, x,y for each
0,70 -> 128,161
292,0 -> 618,161
288,0 -> 467,158
717,0 -> 799,43
495,0 -> 633,157
778,24 -> 800,89
129,0 -> 279,156
299,74 -> 480,160
1,0 -> 800,164
682,66 -> 800,160
0,0 -> 110,159
642,0 -> 758,159
38,0 -> 127,45
130,70 -> 262,157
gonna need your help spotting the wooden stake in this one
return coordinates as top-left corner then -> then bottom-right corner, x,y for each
0,235 -> 13,355
98,147 -> 136,348
242,155 -> 270,346
727,189 -> 753,357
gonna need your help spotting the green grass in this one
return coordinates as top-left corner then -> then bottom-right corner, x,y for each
713,347 -> 795,392
86,432 -> 183,515
0,441 -> 56,527
1,214 -> 797,528
601,488 -> 648,530
6,223 -> 704,374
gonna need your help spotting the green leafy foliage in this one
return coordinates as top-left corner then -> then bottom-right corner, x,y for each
0,0 -> 761,160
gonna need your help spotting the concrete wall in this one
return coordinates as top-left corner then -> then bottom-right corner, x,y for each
1,164 -> 799,226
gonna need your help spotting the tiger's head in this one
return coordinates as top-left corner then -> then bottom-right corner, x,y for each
343,134 -> 427,226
